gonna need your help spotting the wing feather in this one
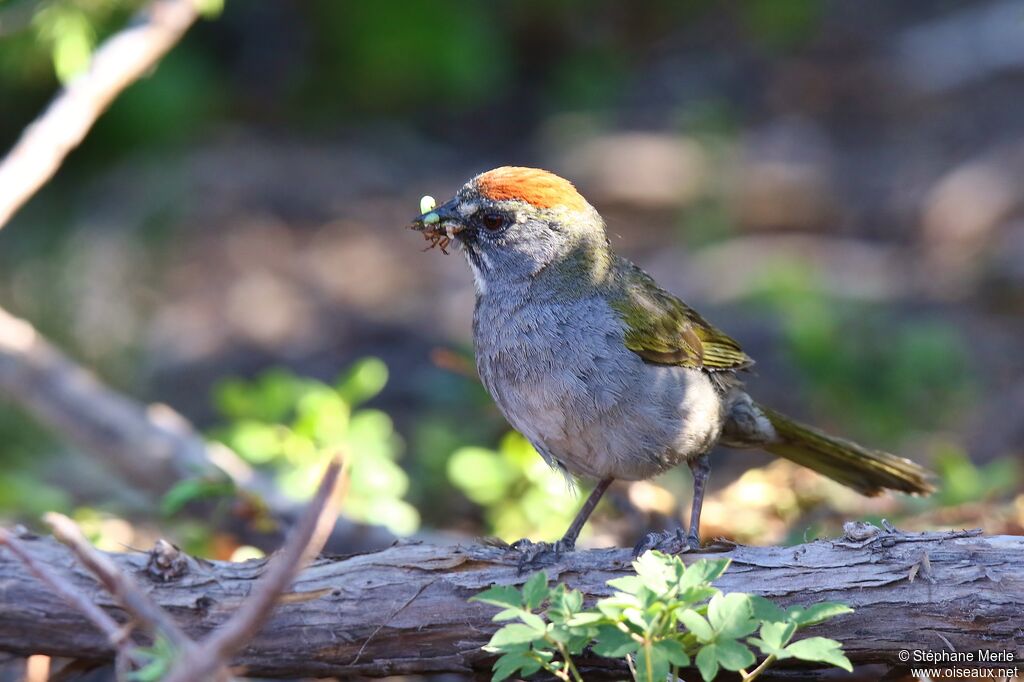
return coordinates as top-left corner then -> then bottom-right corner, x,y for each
611,262 -> 754,372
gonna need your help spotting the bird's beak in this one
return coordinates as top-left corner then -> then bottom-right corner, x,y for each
410,199 -> 464,236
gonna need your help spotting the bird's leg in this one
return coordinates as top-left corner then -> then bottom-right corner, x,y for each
560,476 -> 613,548
633,452 -> 712,556
510,477 -> 612,573
686,452 -> 711,549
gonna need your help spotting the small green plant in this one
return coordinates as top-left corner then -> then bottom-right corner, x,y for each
164,358 -> 419,539
447,432 -> 587,542
472,551 -> 852,682
127,634 -> 176,682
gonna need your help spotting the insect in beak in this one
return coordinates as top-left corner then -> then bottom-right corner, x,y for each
409,197 -> 464,254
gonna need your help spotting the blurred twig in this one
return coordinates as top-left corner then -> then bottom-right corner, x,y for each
163,453 -> 346,682
45,512 -> 197,654
0,306 -> 242,494
0,455 -> 344,681
0,0 -> 203,229
0,527 -> 142,667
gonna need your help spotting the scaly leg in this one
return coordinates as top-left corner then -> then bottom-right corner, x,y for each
510,477 -> 613,572
633,452 -> 712,556
686,452 -> 711,548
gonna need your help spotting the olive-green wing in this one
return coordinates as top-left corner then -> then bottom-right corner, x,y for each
611,265 -> 754,371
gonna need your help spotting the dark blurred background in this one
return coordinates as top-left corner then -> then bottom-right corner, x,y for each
0,0 -> 1022,589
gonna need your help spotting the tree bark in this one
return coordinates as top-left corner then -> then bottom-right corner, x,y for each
0,529 -> 1020,678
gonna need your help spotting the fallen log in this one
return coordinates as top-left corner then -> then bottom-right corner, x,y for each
0,529 -> 1020,678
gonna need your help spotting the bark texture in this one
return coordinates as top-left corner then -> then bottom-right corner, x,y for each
0,530 -> 1020,678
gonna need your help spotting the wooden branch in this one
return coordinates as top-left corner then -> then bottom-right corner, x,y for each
0,530 -> 1020,678
0,529 -> 129,655
44,513 -> 195,653
0,0 -> 202,229
163,454 -> 346,682
0,306 -> 237,494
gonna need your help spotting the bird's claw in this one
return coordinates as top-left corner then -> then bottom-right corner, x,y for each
632,528 -> 701,557
508,538 -> 573,574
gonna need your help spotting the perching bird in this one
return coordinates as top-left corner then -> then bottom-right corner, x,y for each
411,166 -> 933,559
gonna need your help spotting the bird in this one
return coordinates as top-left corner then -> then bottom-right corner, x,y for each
410,166 -> 934,560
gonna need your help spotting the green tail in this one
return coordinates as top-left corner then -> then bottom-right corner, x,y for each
758,404 -> 935,496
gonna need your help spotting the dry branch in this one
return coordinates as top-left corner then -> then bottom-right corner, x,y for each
0,529 -> 128,655
44,512 -> 195,653
163,454 -> 346,682
0,306 -> 238,494
0,0 -> 202,229
0,530 -> 1020,678
0,457 -> 346,682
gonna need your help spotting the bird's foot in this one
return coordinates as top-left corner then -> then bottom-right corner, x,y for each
632,528 -> 701,557
507,538 -> 573,574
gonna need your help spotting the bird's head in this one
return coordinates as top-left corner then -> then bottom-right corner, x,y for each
411,167 -> 609,291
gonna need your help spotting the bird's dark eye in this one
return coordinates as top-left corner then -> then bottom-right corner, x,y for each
480,212 -> 506,231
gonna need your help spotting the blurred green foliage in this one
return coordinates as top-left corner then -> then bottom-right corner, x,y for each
447,431 -> 588,542
0,406 -> 69,516
745,263 -> 975,444
207,358 -> 419,536
931,446 -> 1020,508
0,0 -> 137,86
303,0 -> 509,116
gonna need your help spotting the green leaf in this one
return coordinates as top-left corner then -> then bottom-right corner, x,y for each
787,602 -> 854,627
160,478 -> 234,517
492,652 -> 535,681
679,609 -> 714,643
127,635 -> 176,682
632,550 -> 673,594
493,608 -> 523,622
707,593 -> 757,639
471,585 -> 522,610
715,638 -> 756,671
591,625 -> 639,657
564,588 -> 583,613
655,638 -> 691,667
758,620 -> 796,651
681,558 -> 730,587
194,0 -> 225,18
636,641 -> 669,682
607,575 -> 645,594
596,599 -> 626,619
519,611 -> 547,633
623,606 -> 654,631
567,632 -> 592,656
749,595 -> 787,623
336,357 -> 389,406
547,624 -> 572,643
785,637 -> 853,671
566,612 -> 604,626
522,571 -> 549,610
547,585 -> 583,624
677,585 -> 718,604
747,637 -> 779,658
519,658 -> 542,677
695,644 -> 720,682
484,623 -> 545,650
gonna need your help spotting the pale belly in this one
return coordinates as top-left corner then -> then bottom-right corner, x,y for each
474,300 -> 726,481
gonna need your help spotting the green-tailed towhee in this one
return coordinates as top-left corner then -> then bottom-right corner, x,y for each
411,166 -> 933,559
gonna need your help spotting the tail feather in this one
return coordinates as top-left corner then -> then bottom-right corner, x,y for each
758,404 -> 935,496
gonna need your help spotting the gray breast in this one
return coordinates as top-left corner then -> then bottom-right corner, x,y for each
473,293 -> 725,481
